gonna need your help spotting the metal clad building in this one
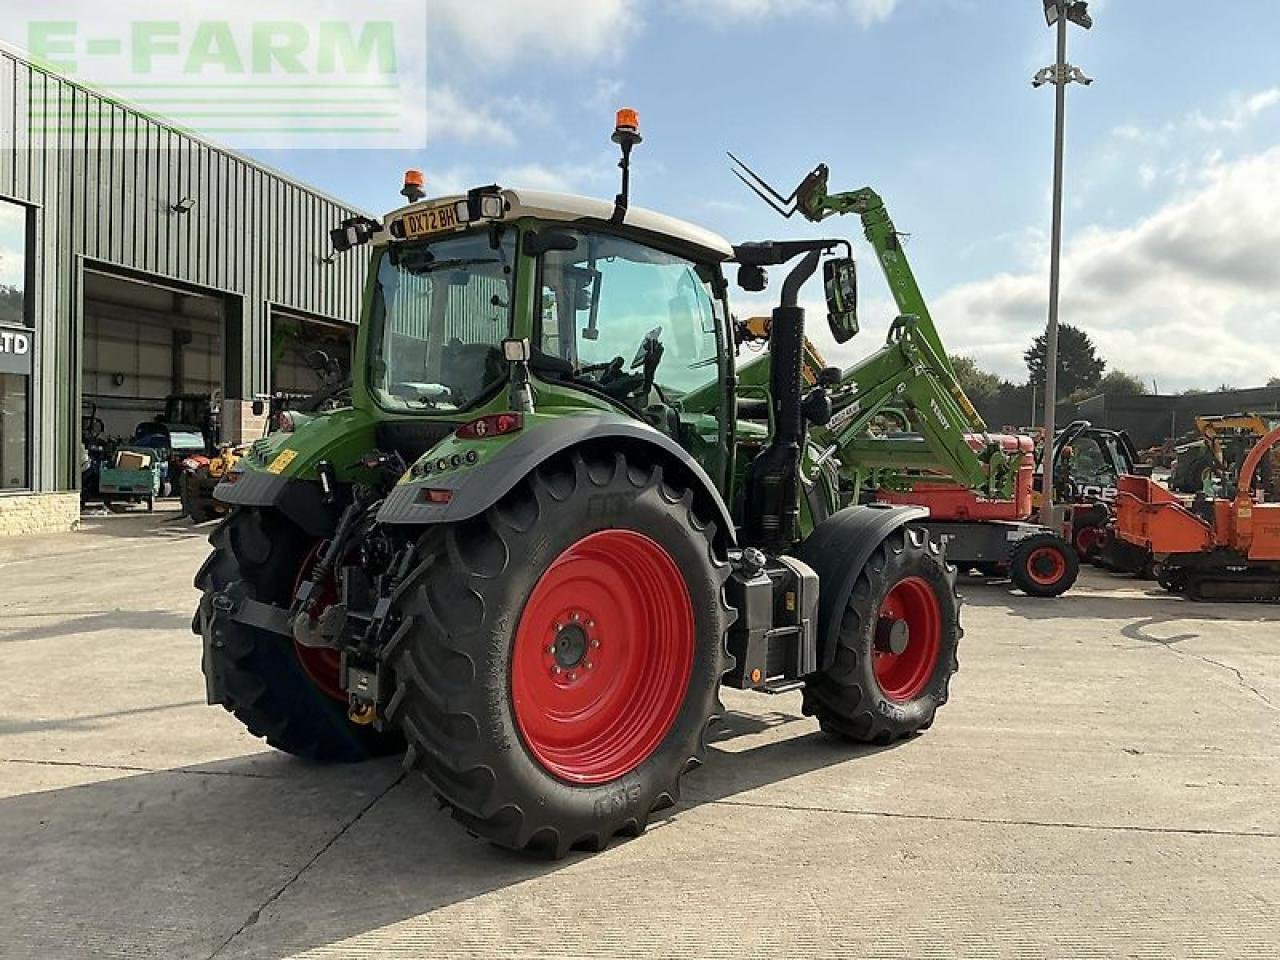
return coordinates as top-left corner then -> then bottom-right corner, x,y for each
0,48 -> 369,532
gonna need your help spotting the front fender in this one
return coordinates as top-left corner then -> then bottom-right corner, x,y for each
793,503 -> 929,671
377,411 -> 737,545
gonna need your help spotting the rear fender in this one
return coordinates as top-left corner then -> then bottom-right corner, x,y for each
793,504 -> 929,671
377,412 -> 737,549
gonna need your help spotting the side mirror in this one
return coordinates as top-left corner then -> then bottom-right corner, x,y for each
737,264 -> 768,293
251,400 -> 265,417
823,257 -> 859,344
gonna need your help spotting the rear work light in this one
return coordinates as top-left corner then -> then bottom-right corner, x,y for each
456,413 -> 523,440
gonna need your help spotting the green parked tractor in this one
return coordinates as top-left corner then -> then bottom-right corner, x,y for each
195,112 -> 972,856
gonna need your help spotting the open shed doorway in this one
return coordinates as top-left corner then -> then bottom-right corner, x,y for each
81,269 -> 225,498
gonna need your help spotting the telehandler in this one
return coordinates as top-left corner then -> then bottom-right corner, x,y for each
197,112 -> 992,855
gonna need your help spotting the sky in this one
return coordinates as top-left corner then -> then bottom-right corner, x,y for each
77,1 -> 1280,391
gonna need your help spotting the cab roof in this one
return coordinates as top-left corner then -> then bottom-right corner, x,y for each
381,187 -> 735,262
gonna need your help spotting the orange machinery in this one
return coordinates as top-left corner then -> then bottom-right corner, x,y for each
877,433 -> 1036,521
877,433 -> 1080,598
1113,424 -> 1280,600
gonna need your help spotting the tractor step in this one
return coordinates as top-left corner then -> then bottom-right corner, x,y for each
760,679 -> 806,694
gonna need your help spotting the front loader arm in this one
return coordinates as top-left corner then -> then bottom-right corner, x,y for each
731,157 -> 969,397
813,317 -> 1015,499
730,157 -> 1014,500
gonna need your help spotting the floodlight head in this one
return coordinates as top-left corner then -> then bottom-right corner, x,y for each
1044,0 -> 1091,29
1067,1 -> 1093,28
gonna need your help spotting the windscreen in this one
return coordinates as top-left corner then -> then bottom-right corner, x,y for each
369,230 -> 516,412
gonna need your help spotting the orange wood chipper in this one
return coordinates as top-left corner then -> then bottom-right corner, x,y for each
1112,424 -> 1280,600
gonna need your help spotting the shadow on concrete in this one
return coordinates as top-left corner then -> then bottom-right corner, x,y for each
0,699 -> 203,736
76,507 -> 213,544
0,609 -> 195,645
959,577 -> 1280,623
0,714 -> 900,960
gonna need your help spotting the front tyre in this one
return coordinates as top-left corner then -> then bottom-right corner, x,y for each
803,527 -> 961,744
384,450 -> 732,857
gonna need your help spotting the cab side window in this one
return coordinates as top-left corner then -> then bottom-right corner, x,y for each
538,230 -> 721,398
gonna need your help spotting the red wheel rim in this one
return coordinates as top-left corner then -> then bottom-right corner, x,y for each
873,576 -> 942,703
511,530 -> 695,785
1026,545 -> 1068,586
292,541 -> 346,703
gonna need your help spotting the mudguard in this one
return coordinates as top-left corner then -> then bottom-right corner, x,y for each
377,412 -> 737,544
793,503 -> 929,671
214,471 -> 337,538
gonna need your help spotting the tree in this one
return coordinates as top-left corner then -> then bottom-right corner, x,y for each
1268,377 -> 1280,388
1024,324 -> 1105,400
1069,369 -> 1148,402
949,355 -> 1002,406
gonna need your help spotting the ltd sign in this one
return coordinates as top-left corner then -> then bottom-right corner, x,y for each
0,326 -> 32,375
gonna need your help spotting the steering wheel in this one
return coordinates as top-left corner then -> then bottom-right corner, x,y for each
578,356 -> 625,380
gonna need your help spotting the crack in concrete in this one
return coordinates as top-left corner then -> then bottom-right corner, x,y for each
1182,651 -> 1278,712
1119,617 -> 1278,713
711,797 -> 1280,839
205,772 -> 406,960
1,757 -> 284,780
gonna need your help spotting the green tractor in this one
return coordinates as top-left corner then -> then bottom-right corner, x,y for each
195,114 -> 963,856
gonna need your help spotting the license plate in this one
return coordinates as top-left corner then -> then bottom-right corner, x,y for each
402,204 -> 460,240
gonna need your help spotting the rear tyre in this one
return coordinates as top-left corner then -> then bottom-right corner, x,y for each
1009,533 -> 1079,598
194,508 -> 401,763
384,450 -> 732,856
803,527 -> 961,744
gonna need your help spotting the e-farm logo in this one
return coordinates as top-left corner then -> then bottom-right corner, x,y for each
3,2 -> 427,150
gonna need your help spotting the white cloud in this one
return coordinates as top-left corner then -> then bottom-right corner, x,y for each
588,78 -> 626,112
0,246 -> 23,287
429,0 -> 639,64
927,147 -> 1280,391
426,86 -> 516,146
497,161 -> 611,193
1114,86 -> 1280,146
677,0 -> 900,26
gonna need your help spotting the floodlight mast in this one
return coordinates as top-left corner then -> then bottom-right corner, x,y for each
1035,0 -> 1092,520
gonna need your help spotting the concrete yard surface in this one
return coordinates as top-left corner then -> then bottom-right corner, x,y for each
1,507 -> 1278,959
